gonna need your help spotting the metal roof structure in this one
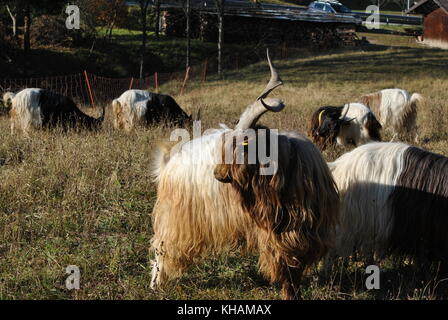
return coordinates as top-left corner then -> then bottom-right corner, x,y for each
155,0 -> 362,25
406,0 -> 448,15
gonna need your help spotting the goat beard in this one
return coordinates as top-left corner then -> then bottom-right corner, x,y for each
230,165 -> 326,269
224,138 -> 304,234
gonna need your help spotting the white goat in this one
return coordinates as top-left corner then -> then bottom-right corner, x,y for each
360,88 -> 423,142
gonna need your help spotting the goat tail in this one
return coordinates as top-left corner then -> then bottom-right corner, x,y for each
151,141 -> 178,181
410,93 -> 423,105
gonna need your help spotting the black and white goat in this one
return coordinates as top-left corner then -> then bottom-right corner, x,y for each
112,90 -> 192,131
328,142 -> 448,267
8,88 -> 104,135
359,88 -> 423,143
308,103 -> 382,150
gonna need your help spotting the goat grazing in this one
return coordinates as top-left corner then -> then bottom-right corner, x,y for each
150,52 -> 340,299
8,88 -> 104,135
328,142 -> 448,267
112,90 -> 192,131
308,103 -> 382,150
359,88 -> 423,143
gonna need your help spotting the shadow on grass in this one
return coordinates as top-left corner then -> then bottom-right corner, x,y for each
323,257 -> 448,300
221,42 -> 447,86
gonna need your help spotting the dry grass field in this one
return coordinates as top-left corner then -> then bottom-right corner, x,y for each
0,33 -> 447,300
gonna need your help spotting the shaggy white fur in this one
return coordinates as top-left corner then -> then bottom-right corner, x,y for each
112,89 -> 154,131
149,52 -> 339,299
328,142 -> 408,256
9,88 -> 43,135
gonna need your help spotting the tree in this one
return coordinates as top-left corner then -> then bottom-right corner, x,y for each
23,1 -> 30,55
5,4 -> 18,37
137,0 -> 151,78
154,0 -> 161,39
3,0 -> 67,55
183,0 -> 191,69
214,0 -> 224,77
95,0 -> 127,39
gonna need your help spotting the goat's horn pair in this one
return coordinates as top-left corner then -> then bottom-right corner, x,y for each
257,49 -> 283,110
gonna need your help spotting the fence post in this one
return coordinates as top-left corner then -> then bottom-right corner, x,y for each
129,77 -> 134,90
202,59 -> 208,83
154,72 -> 159,92
84,71 -> 95,106
180,67 -> 191,95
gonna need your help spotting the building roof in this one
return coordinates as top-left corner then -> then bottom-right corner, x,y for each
153,0 -> 361,25
406,0 -> 448,15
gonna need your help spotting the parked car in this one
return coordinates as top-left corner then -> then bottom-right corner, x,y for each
308,1 -> 353,14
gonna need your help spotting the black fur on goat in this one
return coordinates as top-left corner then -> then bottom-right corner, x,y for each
144,93 -> 192,126
38,89 -> 104,130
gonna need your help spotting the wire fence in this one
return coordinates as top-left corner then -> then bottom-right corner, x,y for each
0,65 -> 204,107
0,45 -> 298,107
0,56 -> 229,107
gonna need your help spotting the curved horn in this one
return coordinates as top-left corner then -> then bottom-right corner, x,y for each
235,49 -> 284,130
257,49 -> 283,102
340,103 -> 351,120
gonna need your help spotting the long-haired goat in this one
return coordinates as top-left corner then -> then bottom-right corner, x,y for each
308,103 -> 382,150
9,88 -> 104,135
359,88 -> 423,142
112,90 -> 192,131
328,142 -> 448,267
150,52 -> 339,299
